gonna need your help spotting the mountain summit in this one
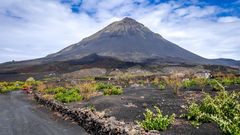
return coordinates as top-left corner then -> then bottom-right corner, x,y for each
47,17 -> 208,63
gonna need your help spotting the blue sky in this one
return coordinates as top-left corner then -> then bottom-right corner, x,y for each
0,0 -> 240,63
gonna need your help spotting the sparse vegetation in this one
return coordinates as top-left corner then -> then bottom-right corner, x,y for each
0,78 -> 40,94
41,87 -> 83,103
0,81 -> 24,93
38,82 -> 123,102
103,86 -> 123,95
195,78 -> 208,91
165,76 -> 182,95
45,87 -> 66,94
96,82 -> 123,95
152,77 -> 166,90
234,77 -> 240,84
76,83 -> 97,100
208,79 -> 225,91
218,77 -> 240,86
87,104 -> 96,112
182,90 -> 240,135
182,79 -> 197,88
137,106 -> 175,131
96,82 -> 114,91
158,82 -> 166,90
54,88 -> 83,103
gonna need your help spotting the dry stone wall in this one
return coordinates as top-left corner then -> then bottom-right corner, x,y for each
34,93 -> 159,135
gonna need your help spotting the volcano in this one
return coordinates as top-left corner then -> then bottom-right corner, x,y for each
46,17 -> 208,64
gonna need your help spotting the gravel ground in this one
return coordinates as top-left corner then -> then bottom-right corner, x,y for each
74,87 -> 225,135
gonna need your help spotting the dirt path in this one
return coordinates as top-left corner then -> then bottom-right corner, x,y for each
0,91 -> 88,135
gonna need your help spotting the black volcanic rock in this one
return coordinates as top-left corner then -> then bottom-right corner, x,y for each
47,17 -> 208,64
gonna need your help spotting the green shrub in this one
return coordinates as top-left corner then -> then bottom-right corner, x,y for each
96,83 -> 114,91
234,77 -> 240,84
0,81 -> 26,94
158,82 -> 166,90
220,78 -> 235,86
165,77 -> 182,95
137,80 -> 146,85
195,78 -> 208,91
208,79 -> 225,91
96,83 -> 123,95
54,88 -> 83,103
182,79 -> 197,88
152,80 -> 166,90
182,90 -> 240,135
137,106 -> 175,131
0,88 -> 9,94
103,86 -> 123,95
216,77 -> 240,86
45,87 -> 66,94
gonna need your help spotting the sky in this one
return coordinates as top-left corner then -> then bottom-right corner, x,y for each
0,0 -> 240,63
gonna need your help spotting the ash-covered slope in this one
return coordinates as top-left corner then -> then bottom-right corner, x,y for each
47,17 -> 208,64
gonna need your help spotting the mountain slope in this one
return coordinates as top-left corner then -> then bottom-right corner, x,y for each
47,17 -> 208,64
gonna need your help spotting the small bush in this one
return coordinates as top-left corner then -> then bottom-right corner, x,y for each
45,87 -> 66,94
96,83 -> 123,95
138,106 -> 175,131
0,81 -> 26,94
54,88 -> 83,103
158,82 -> 166,90
165,76 -> 182,95
182,79 -> 197,88
208,79 -> 225,91
96,83 -> 114,91
182,90 -> 240,135
234,77 -> 240,84
77,83 -> 97,100
219,77 -> 240,86
220,78 -> 235,86
195,78 -> 208,91
152,77 -> 160,86
152,79 -> 166,90
42,94 -> 54,100
77,83 -> 96,93
103,86 -> 123,95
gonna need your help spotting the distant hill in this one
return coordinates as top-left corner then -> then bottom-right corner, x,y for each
211,58 -> 240,67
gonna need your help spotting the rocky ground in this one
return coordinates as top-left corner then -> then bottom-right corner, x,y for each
68,86 -> 240,135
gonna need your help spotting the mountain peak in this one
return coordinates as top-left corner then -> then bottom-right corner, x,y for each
95,17 -> 155,38
121,17 -> 138,23
107,17 -> 143,29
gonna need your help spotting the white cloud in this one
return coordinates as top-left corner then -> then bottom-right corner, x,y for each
218,16 -> 240,23
0,0 -> 239,63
